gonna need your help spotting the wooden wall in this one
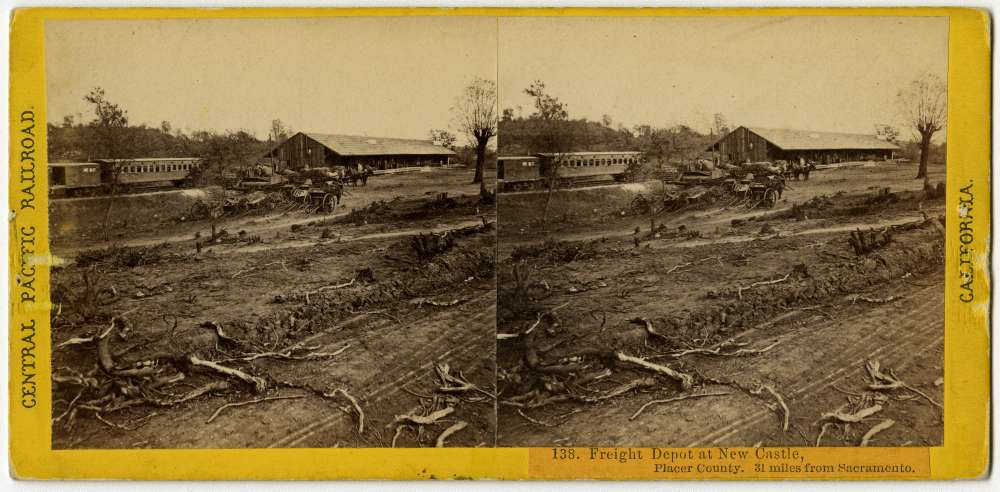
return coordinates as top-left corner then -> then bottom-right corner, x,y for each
714,127 -> 771,164
269,133 -> 329,171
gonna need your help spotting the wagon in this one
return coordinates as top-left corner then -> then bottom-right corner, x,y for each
734,175 -> 782,208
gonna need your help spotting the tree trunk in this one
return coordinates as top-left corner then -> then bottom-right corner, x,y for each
916,132 -> 932,179
542,185 -> 555,226
473,138 -> 487,188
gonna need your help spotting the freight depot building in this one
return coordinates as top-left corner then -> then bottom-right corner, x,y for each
708,126 -> 900,165
265,132 -> 456,172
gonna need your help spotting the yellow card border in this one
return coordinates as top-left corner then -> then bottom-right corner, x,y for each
8,7 -> 990,480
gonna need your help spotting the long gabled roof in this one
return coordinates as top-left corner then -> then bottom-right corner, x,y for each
302,132 -> 455,157
741,127 -> 900,151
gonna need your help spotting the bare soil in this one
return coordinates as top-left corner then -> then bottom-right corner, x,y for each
496,161 -> 945,447
50,167 -> 497,449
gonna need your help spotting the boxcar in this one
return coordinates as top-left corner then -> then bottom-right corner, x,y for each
498,156 -> 542,191
49,162 -> 103,197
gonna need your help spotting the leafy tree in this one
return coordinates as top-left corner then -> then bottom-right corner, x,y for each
83,88 -> 139,240
874,124 -> 900,143
429,129 -> 458,150
524,80 -> 568,120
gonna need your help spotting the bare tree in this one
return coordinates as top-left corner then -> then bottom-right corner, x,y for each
269,119 -> 292,145
712,113 -> 729,137
896,74 -> 946,179
452,77 -> 498,194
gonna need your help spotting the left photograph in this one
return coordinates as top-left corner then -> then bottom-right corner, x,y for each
46,17 -> 498,449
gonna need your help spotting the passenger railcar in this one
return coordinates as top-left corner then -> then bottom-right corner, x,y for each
498,151 -> 642,191
49,157 -> 202,197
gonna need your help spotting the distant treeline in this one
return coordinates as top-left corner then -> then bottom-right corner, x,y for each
499,114 -> 715,164
49,119 -> 268,162
48,117 -> 272,184
500,114 -> 945,166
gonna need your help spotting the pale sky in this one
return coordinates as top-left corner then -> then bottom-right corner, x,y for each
499,16 -> 948,136
45,17 -> 498,141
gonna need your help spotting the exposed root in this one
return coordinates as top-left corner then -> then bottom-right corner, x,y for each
613,352 -> 693,390
665,340 -> 780,358
392,406 -> 454,426
664,256 -> 720,274
304,278 -> 356,304
737,273 -> 791,300
750,384 -> 789,432
865,360 -> 942,409
815,422 -> 835,447
822,404 -> 883,423
501,377 -> 657,409
187,355 -> 267,393
411,298 -> 463,308
851,295 -> 902,304
859,419 -> 895,446
220,343 -> 350,363
435,421 -> 468,448
390,425 -> 412,448
206,395 -> 307,424
629,391 -> 732,420
434,363 -> 494,399
326,388 -> 365,434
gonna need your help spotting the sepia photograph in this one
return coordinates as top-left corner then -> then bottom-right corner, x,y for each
45,17 -> 498,449
495,16 -> 948,448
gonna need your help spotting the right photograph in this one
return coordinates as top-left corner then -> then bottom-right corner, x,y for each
496,16 -> 947,448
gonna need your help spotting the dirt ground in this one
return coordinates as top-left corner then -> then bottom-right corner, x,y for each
496,161 -> 945,447
50,166 -> 497,449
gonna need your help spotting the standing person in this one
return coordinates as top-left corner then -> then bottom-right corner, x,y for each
361,164 -> 372,186
329,178 -> 344,209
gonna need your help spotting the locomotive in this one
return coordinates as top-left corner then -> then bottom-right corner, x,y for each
49,157 -> 202,197
497,151 -> 642,191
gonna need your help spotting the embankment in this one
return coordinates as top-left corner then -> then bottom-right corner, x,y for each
50,187 -> 225,240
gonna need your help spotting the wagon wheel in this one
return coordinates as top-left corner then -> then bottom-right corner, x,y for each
762,188 -> 778,208
630,194 -> 650,215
